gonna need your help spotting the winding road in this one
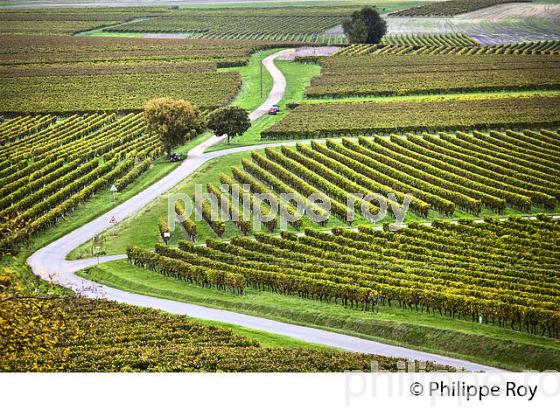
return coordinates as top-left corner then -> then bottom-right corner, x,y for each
28,48 -> 499,372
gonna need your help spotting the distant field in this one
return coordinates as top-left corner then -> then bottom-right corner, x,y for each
0,7 -> 173,34
0,20 -> 120,34
0,35 -> 314,112
102,7 -> 352,43
262,96 -> 560,137
390,0 -> 530,16
0,4 -> 406,40
108,12 -> 343,34
4,2 -> 556,46
381,33 -> 478,47
305,54 -> 560,98
0,34 -> 275,65
385,4 -> 560,45
336,40 -> 560,55
0,60 -> 219,77
0,0 -> 422,10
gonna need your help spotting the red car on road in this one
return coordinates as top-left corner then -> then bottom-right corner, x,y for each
268,104 -> 280,115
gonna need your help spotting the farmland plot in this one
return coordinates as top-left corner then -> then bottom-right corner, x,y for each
305,54 -> 560,97
130,218 -> 560,339
164,128 -> 560,247
262,96 -> 560,137
336,40 -> 560,56
0,114 -> 162,253
0,35 -> 314,112
389,0 -> 530,17
385,3 -> 560,45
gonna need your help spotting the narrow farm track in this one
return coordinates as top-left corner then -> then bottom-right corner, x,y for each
28,48 -> 499,372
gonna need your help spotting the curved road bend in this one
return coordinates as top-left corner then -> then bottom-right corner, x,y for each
28,48 -> 499,372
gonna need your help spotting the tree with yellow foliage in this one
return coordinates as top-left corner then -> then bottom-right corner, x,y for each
143,97 -> 206,154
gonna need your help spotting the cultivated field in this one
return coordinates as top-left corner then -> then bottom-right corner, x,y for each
2,0 -> 560,377
6,275 -> 446,372
151,128 -> 560,248
385,2 -> 560,44
0,113 -> 162,253
336,39 -> 560,55
105,9 -> 349,43
0,35 -> 312,112
305,54 -> 560,97
130,218 -> 560,339
389,0 -> 530,16
242,132 -> 559,217
263,96 -> 560,136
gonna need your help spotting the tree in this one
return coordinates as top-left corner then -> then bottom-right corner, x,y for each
207,106 -> 251,144
143,97 -> 206,154
342,6 -> 387,44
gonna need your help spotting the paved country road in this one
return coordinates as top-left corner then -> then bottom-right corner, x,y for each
28,48 -> 499,372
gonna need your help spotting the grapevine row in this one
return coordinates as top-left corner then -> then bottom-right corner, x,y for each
133,218 -> 560,338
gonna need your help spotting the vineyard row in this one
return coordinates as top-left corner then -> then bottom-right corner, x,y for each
169,127 -> 558,243
0,113 -> 163,255
131,218 -> 560,338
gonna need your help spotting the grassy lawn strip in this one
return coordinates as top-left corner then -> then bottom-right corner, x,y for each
188,318 -> 335,350
79,28 -> 145,38
81,259 -> 560,371
218,49 -> 277,113
206,59 -> 322,152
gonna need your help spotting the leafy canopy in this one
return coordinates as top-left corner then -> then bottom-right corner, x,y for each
207,106 -> 251,144
343,6 -> 387,44
143,97 -> 206,153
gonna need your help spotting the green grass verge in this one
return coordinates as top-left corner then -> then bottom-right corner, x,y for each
207,59 -> 322,152
218,49 -> 276,113
188,317 -> 334,349
78,28 -> 145,38
80,259 -> 560,371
